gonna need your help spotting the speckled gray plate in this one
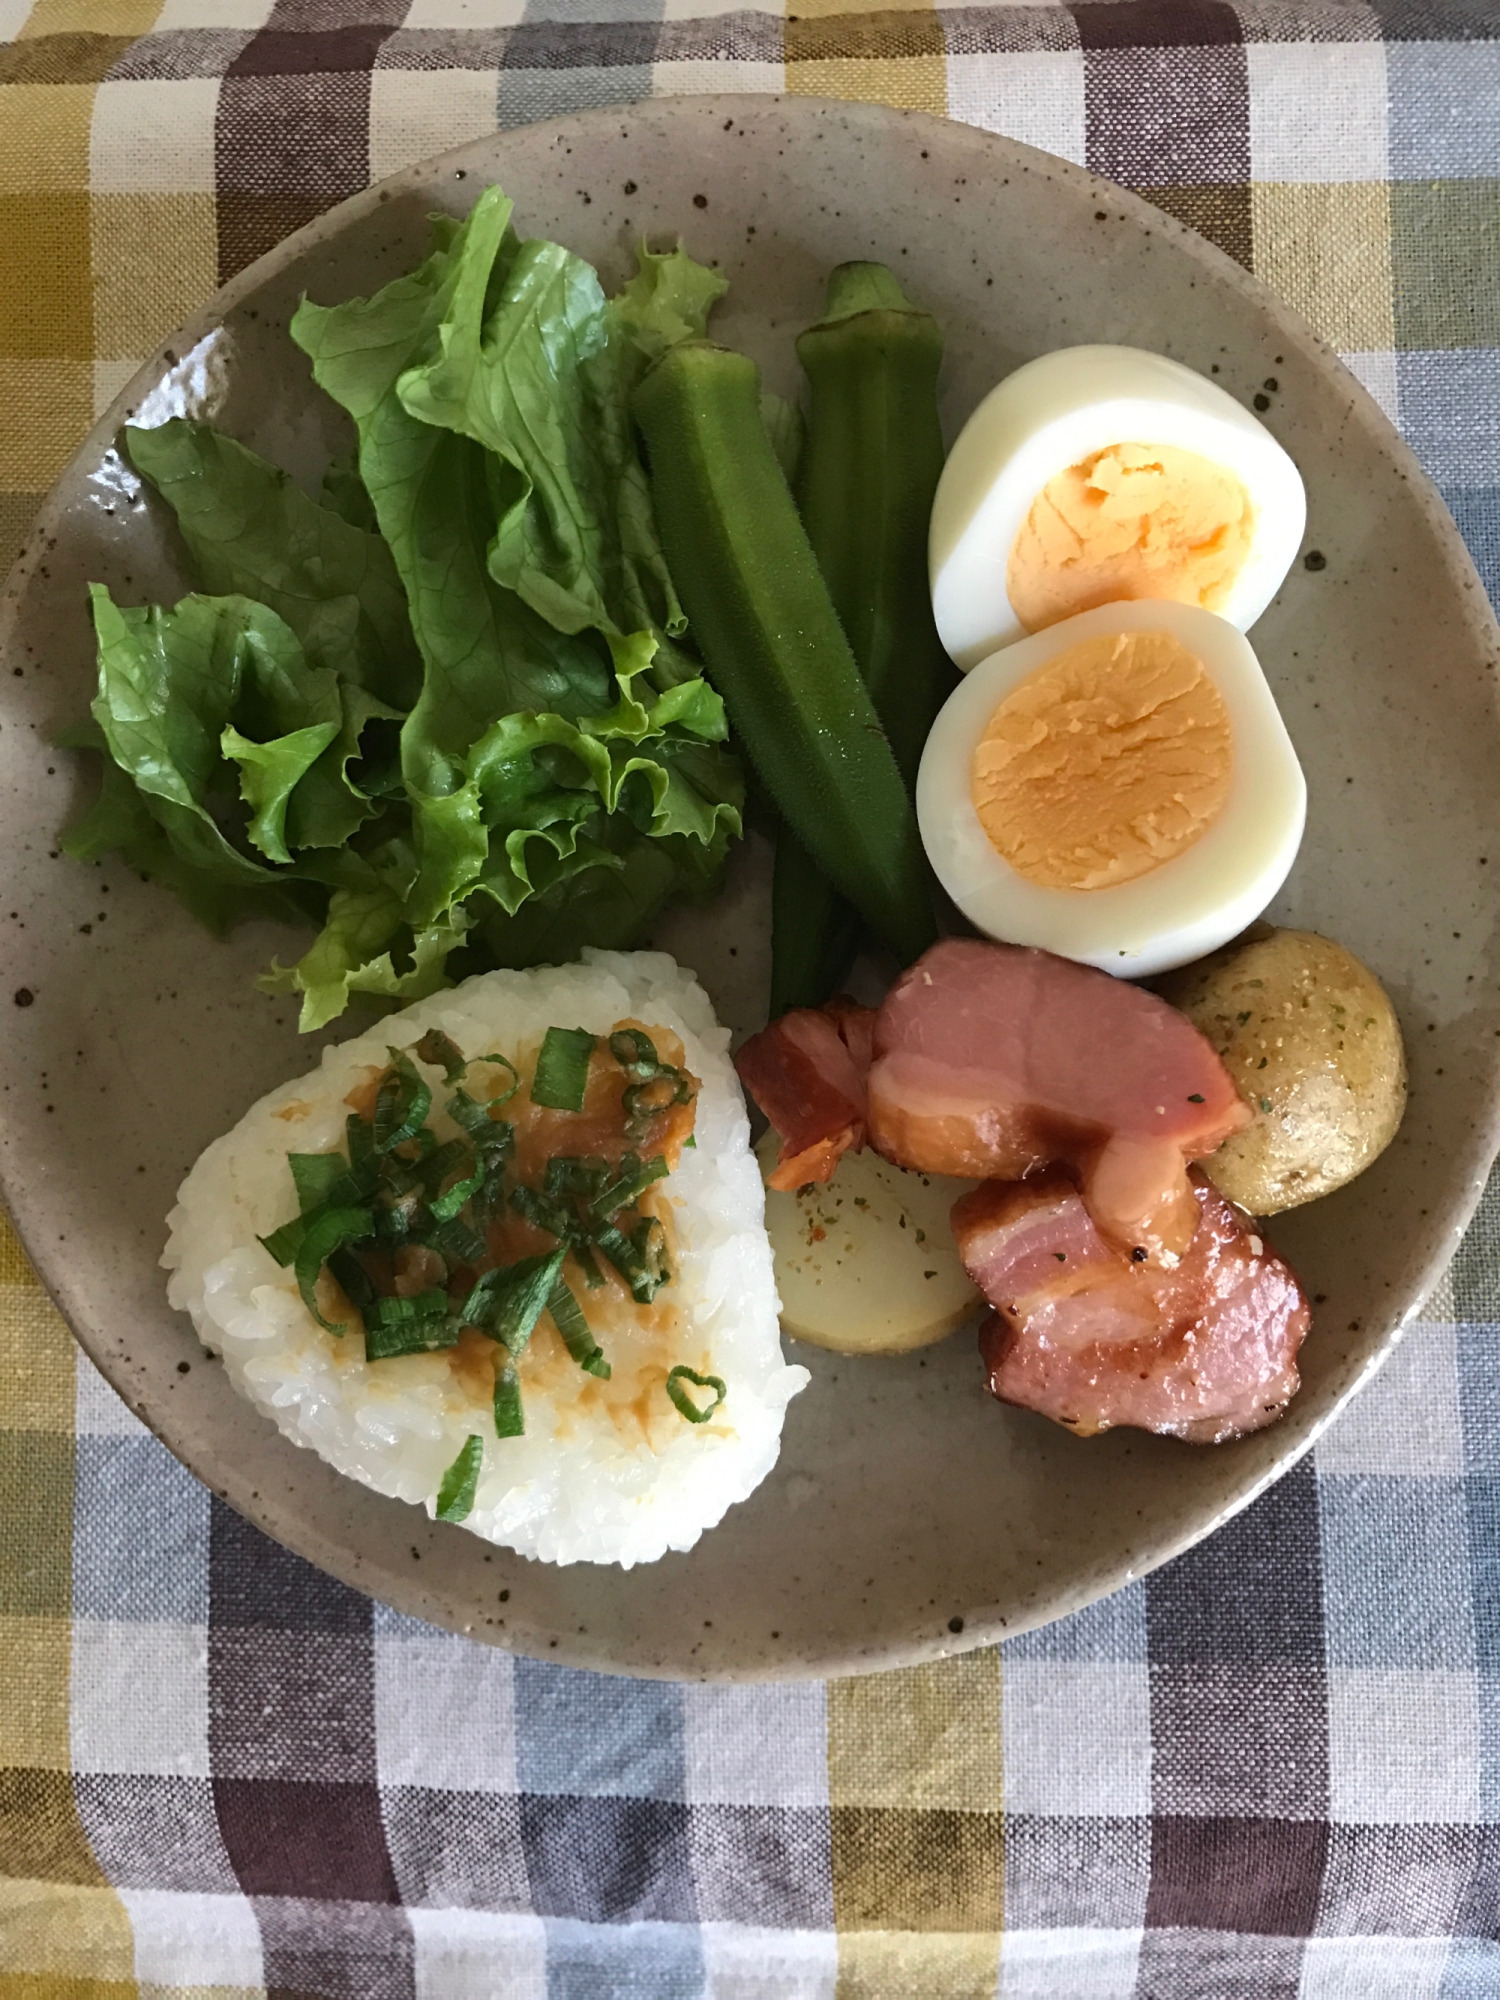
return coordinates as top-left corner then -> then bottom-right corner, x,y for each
3,98 -> 1499,1681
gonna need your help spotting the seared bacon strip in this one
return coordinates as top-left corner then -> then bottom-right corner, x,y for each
734,1001 -> 877,1189
954,1169 -> 1308,1443
868,939 -> 1250,1260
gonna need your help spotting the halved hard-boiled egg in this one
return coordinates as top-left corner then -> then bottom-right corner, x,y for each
930,346 -> 1307,671
916,600 -> 1306,978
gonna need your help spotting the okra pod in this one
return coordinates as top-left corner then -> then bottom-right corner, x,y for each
795,261 -> 955,787
634,341 -> 935,965
770,825 -> 863,1018
769,263 -> 954,1011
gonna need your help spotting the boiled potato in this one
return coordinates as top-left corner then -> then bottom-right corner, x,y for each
755,1132 -> 981,1353
1159,927 -> 1406,1215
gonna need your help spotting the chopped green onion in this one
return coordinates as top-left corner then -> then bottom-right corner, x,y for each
369,1287 -> 449,1323
608,1027 -> 660,1080
327,1243 -> 377,1315
259,1215 -> 307,1268
294,1207 -> 375,1333
591,1152 -> 668,1221
261,1146 -> 380,1266
476,1052 -> 520,1105
595,1213 -> 670,1304
548,1279 -> 610,1378
622,1070 -> 694,1141
435,1435 -> 484,1522
493,1357 -> 524,1439
427,1213 -> 486,1267
510,1182 -> 573,1240
410,1138 -> 469,1196
346,1112 -> 376,1169
375,1049 -> 432,1152
373,1190 -> 426,1246
572,1241 -> 606,1289
289,1152 -> 346,1214
364,1290 -> 460,1360
461,1246 -> 566,1355
544,1154 -> 610,1200
413,1028 -> 469,1085
447,1100 -> 515,1220
430,1155 -> 486,1223
684,1133 -> 697,1149
531,1026 -> 597,1112
665,1365 -> 726,1424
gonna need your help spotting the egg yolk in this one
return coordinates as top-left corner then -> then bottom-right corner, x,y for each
1006,442 -> 1256,634
971,629 -> 1233,891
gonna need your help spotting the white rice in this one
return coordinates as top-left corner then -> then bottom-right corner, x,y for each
163,949 -> 807,1567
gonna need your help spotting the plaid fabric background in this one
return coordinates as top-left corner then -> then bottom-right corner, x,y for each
3,1 -> 1500,1993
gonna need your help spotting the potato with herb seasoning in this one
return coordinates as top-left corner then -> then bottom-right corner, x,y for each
1159,928 -> 1406,1216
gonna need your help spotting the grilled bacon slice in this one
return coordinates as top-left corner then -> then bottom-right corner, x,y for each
734,1001 -> 878,1189
953,1169 -> 1309,1443
867,939 -> 1250,1260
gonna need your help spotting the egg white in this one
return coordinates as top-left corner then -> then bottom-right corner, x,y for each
916,600 -> 1307,979
930,345 -> 1308,672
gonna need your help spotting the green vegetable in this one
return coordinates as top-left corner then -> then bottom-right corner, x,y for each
124,417 -> 421,712
770,263 -> 952,1013
395,218 -> 709,645
759,391 -> 804,485
289,188 -> 742,977
796,263 -> 952,785
374,1049 -> 432,1152
428,1157 -> 487,1223
364,1290 -> 459,1360
606,1029 -> 696,1141
294,1207 -> 375,1333
493,1358 -> 524,1438
73,586 -> 351,893
258,878 -> 468,1034
446,1090 -> 515,1211
769,827 -> 864,1017
591,1152 -> 668,1220
548,1279 -> 610,1378
531,1026 -> 597,1111
665,1365 -> 726,1423
65,188 -> 744,1032
633,341 -> 935,964
58,723 -> 307,937
435,1435 -> 484,1522
288,1151 -> 347,1214
596,1213 -> 670,1304
622,1072 -> 694,1143
461,1245 -> 566,1354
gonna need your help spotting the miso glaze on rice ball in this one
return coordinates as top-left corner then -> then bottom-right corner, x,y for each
163,951 -> 807,1568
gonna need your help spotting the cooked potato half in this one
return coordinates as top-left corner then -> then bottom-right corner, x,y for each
755,1132 -> 981,1353
1159,927 -> 1406,1216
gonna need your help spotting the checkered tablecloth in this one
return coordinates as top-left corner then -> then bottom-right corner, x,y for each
3,2 -> 1499,1993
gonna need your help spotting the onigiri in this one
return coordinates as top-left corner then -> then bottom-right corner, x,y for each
163,950 -> 806,1567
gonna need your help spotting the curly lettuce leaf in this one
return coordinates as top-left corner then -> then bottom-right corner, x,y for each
403,629 -> 741,928
221,720 -> 340,864
259,880 -> 472,1032
125,418 -> 420,712
77,583 -> 392,885
612,243 -> 730,365
60,725 -> 316,935
290,196 -> 612,798
394,194 -> 721,645
66,188 -> 744,1031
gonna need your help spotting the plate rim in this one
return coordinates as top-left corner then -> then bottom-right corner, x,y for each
4,92 -> 1499,1680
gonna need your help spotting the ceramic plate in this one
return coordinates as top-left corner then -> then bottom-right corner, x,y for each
3,97 -> 1499,1681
